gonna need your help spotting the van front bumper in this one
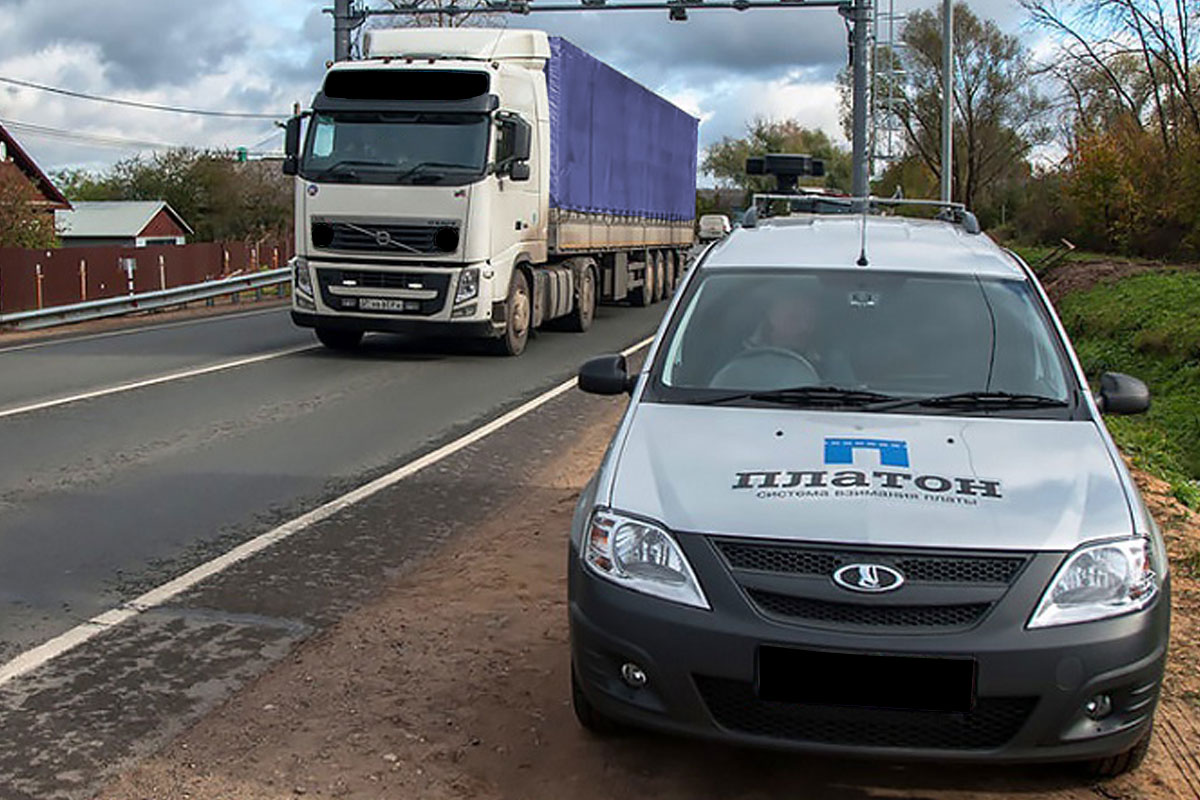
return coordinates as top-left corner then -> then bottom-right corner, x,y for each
568,535 -> 1169,763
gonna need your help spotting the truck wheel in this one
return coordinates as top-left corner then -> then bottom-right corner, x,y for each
315,327 -> 363,351
562,263 -> 596,333
630,259 -> 653,307
1083,723 -> 1154,778
651,253 -> 665,303
571,665 -> 624,736
491,270 -> 531,356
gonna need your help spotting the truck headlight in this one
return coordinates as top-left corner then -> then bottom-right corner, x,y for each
1028,537 -> 1160,629
293,257 -> 312,295
455,267 -> 479,305
584,509 -> 709,609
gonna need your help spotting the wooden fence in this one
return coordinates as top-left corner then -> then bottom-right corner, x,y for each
0,240 -> 294,314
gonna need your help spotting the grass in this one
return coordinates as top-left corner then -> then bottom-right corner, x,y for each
1056,269 -> 1200,508
1006,244 -> 1134,274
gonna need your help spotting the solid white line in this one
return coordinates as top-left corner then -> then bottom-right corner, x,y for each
0,305 -> 289,356
0,344 -> 319,421
0,334 -> 656,687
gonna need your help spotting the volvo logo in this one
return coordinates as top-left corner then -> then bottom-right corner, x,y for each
832,563 -> 905,593
374,230 -> 393,247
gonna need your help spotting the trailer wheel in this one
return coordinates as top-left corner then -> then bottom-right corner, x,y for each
651,252 -> 665,303
490,270 -> 531,356
562,262 -> 596,332
630,259 -> 653,307
315,327 -> 363,351
665,251 -> 679,295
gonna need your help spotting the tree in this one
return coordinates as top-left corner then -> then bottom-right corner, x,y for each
0,169 -> 57,248
702,119 -> 852,194
845,2 -> 1049,211
374,0 -> 501,29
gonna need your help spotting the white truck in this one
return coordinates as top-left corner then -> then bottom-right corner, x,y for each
284,28 -> 699,355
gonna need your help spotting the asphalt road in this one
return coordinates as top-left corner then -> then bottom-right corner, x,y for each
0,303 -> 663,666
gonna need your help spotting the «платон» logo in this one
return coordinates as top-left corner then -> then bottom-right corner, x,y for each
833,563 -> 906,593
731,436 -> 1004,501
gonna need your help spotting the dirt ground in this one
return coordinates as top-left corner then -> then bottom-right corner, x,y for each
1038,257 -> 1198,305
100,400 -> 1200,800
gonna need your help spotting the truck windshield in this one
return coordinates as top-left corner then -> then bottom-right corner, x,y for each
650,268 -> 1077,417
301,113 -> 490,185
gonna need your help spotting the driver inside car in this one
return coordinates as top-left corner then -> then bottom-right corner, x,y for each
710,287 -> 856,389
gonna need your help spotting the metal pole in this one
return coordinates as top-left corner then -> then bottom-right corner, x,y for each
334,0 -> 353,62
940,0 -> 952,202
851,0 -> 871,201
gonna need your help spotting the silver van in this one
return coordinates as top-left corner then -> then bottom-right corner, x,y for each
569,209 -> 1168,776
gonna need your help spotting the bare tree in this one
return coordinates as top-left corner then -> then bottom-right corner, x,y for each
375,0 -> 504,29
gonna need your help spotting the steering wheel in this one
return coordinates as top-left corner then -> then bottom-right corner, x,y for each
710,346 -> 821,390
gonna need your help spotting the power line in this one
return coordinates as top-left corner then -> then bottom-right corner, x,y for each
0,75 -> 286,120
0,117 -> 277,155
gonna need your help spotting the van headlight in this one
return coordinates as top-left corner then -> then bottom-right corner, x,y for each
455,267 -> 479,304
293,257 -> 312,295
1028,536 -> 1160,628
583,509 -> 709,609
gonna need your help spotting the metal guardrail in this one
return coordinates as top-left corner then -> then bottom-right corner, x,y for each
0,268 -> 291,331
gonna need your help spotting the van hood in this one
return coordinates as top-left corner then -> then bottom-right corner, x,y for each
607,404 -> 1132,552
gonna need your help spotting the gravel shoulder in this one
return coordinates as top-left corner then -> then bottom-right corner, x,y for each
99,397 -> 1200,800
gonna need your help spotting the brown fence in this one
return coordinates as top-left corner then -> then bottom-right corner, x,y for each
0,240 -> 295,315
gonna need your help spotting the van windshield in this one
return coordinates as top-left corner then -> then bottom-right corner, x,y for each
300,112 -> 490,185
650,268 -> 1076,417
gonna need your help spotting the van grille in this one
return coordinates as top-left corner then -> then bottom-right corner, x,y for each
747,590 -> 990,629
715,540 -> 1027,585
694,675 -> 1036,750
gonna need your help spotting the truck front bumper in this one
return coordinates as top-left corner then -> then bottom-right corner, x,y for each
291,310 -> 498,338
568,535 -> 1169,764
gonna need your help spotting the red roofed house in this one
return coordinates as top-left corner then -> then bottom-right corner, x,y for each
0,121 -> 72,218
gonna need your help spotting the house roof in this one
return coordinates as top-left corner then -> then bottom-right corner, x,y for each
55,201 -> 194,239
0,122 -> 71,209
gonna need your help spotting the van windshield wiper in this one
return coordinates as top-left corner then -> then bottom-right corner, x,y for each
698,386 -> 900,407
868,391 -> 1070,412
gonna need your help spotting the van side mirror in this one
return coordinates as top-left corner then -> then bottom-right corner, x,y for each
283,116 -> 302,176
1098,372 -> 1150,415
579,354 -> 636,395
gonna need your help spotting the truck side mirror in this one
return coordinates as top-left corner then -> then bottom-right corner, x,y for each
283,116 -> 302,176
509,162 -> 531,182
579,354 -> 636,395
511,116 -> 532,162
1098,372 -> 1150,415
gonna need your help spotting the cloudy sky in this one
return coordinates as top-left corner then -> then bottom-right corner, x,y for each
0,0 -> 1031,178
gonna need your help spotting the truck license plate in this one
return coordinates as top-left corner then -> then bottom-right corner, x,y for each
359,298 -> 416,312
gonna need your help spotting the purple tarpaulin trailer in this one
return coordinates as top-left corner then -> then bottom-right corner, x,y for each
546,37 -> 698,223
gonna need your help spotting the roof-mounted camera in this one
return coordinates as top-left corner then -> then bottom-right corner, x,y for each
745,153 -> 825,193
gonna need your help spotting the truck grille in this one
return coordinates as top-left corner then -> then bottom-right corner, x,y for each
312,220 -> 459,255
694,675 -> 1036,750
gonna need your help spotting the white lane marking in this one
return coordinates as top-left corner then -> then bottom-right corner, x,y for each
0,306 -> 289,356
0,334 -> 655,687
0,344 -> 319,421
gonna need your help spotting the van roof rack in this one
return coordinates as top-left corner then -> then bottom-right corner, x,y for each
741,193 -> 981,235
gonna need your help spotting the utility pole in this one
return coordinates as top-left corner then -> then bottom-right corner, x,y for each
940,0 -> 952,202
849,0 -> 871,201
333,0 -> 360,62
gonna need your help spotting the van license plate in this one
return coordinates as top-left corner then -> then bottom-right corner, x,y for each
758,646 -> 976,712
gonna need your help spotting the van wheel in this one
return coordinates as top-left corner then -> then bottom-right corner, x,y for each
315,328 -> 363,351
1083,724 -> 1153,778
571,665 -> 624,736
630,259 -> 653,307
562,264 -> 596,332
490,270 -> 530,356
